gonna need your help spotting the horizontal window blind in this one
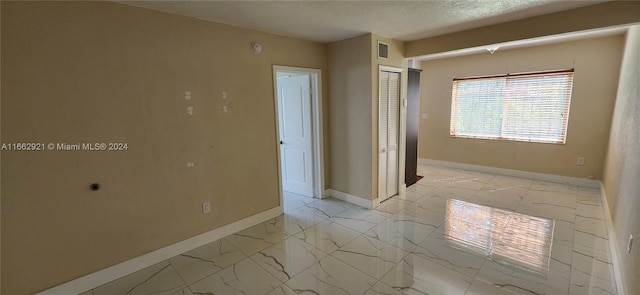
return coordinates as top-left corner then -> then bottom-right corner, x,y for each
450,69 -> 574,144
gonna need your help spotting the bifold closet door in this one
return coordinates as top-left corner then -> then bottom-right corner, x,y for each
379,71 -> 400,201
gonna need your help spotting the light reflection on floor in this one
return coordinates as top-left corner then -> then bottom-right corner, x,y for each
445,198 -> 554,276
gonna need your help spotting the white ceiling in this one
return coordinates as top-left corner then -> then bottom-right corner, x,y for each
121,0 -> 606,43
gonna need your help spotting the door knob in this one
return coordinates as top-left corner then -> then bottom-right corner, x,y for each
280,141 -> 283,144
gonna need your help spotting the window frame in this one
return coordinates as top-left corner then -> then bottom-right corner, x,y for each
450,69 -> 574,144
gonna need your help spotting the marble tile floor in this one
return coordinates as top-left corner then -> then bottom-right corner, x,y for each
79,165 -> 618,295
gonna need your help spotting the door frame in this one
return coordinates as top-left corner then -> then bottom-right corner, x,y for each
378,65 -> 406,203
272,65 -> 325,202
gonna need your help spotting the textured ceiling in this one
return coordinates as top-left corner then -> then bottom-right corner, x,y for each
121,0 -> 604,43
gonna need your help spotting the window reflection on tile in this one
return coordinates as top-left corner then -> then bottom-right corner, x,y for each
445,199 -> 554,276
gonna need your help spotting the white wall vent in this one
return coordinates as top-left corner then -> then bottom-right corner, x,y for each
378,41 -> 389,59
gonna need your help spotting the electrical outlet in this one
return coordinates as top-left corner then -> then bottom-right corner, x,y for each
628,234 -> 634,253
577,157 -> 585,166
202,201 -> 211,214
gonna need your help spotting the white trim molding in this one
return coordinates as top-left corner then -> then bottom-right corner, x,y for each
379,65 -> 403,73
37,206 -> 283,295
419,158 -> 601,188
600,186 -> 627,295
399,184 -> 407,195
326,189 -> 379,209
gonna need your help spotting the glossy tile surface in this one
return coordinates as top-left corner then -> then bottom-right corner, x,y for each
286,255 -> 377,295
381,253 -> 474,294
83,165 -> 619,295
169,238 -> 246,284
332,234 -> 407,279
188,258 -> 281,295
250,236 -> 327,282
93,262 -> 185,295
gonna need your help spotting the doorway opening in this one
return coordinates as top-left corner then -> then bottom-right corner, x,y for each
273,66 -> 324,202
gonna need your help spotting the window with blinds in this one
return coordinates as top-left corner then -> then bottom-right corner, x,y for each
450,69 -> 574,144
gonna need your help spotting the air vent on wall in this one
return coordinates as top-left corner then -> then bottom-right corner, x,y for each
378,41 -> 389,59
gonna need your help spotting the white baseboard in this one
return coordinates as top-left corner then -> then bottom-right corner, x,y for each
38,206 -> 284,295
418,158 -> 601,188
325,189 -> 379,209
600,186 -> 627,295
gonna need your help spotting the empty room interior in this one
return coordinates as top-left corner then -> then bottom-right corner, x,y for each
2,1 -> 640,295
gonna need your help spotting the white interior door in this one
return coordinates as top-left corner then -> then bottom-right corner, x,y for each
379,71 -> 389,200
277,74 -> 313,197
387,71 -> 400,198
379,70 -> 400,201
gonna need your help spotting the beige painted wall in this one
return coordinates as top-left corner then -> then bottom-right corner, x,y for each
406,1 -> 640,58
328,33 -> 407,202
0,2 -> 328,294
603,25 -> 640,295
328,34 -> 373,200
370,34 -> 407,200
418,35 -> 624,179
